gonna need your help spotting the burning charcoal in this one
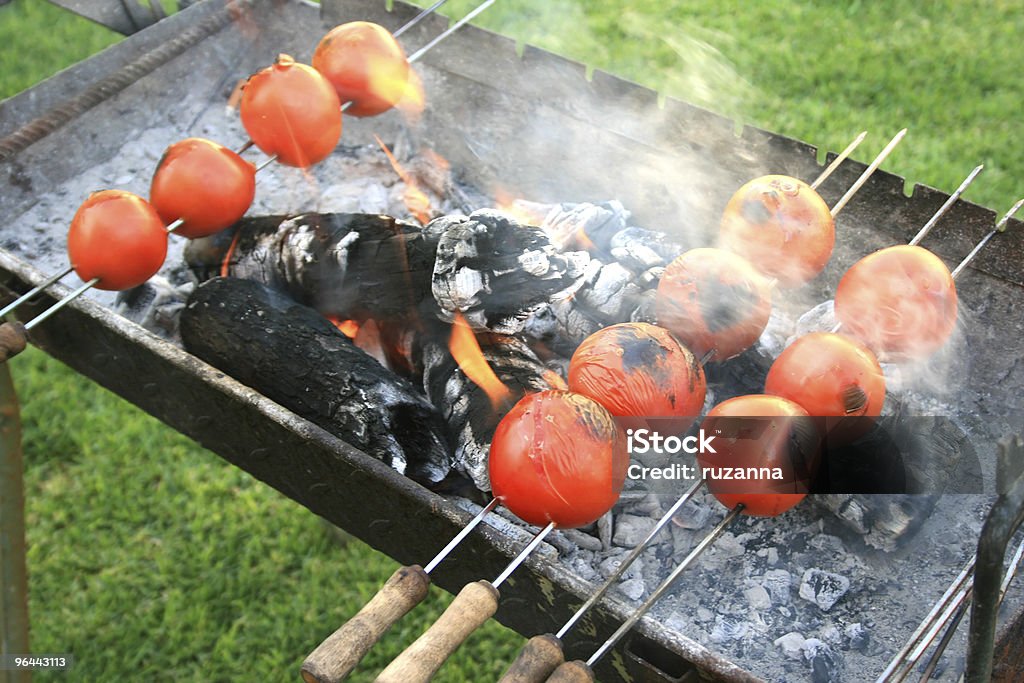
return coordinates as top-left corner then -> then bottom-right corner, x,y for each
538,200 -> 630,250
798,569 -> 850,612
803,638 -> 842,683
612,513 -> 658,547
599,553 -> 642,581
608,227 -> 685,270
430,209 -> 591,334
179,277 -> 452,486
421,331 -> 561,491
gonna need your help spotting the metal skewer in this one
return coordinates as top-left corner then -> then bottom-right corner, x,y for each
374,522 -> 556,683
810,130 -> 868,190
908,164 -> 985,246
830,163 -> 987,334
879,536 -> 1024,683
830,128 -> 907,217
949,198 -> 1024,279
498,481 -> 704,683
918,537 -> 1024,682
545,506 -> 745,682
1,0 -> 492,344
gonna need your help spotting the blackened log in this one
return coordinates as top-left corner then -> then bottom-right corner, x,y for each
422,332 -> 565,491
180,277 -> 452,486
428,209 -> 591,334
185,211 -> 591,336
184,213 -> 439,322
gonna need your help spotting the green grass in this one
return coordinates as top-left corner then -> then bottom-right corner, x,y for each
1,0 -> 1022,681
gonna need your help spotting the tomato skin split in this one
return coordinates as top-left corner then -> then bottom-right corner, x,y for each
150,138 -> 256,239
67,190 -> 168,291
240,54 -> 342,168
489,390 -> 626,529
765,332 -> 885,444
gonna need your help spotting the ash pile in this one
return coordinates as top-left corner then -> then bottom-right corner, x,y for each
9,131 -> 999,682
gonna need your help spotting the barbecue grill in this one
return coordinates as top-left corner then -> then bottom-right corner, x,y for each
2,1 -> 1024,681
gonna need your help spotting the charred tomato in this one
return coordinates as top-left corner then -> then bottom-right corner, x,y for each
720,174 -> 835,287
765,332 -> 885,443
697,394 -> 819,516
656,248 -> 772,360
568,322 -> 706,419
489,390 -> 626,528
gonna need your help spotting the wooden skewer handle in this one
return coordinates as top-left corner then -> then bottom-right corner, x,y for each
498,633 -> 564,683
0,322 -> 27,363
301,565 -> 431,683
545,660 -> 595,683
374,579 -> 499,683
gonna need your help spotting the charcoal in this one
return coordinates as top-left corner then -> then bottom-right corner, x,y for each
799,569 -> 850,612
538,200 -> 630,250
804,638 -> 842,683
612,514 -> 658,547
744,585 -> 772,610
421,330 -> 562,491
843,623 -> 870,652
430,209 -> 591,334
775,632 -> 807,660
180,277 -> 452,486
762,569 -> 793,605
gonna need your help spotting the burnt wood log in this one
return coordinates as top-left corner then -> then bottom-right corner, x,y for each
421,331 -> 565,491
184,210 -> 591,335
180,277 -> 452,486
185,213 -> 439,323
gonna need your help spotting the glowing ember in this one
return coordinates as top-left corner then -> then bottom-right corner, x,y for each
449,312 -> 513,410
328,316 -> 361,338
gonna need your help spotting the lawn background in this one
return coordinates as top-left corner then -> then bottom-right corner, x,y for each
0,0 -> 1022,681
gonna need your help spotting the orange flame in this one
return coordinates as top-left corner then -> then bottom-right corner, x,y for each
374,135 -> 433,225
450,312 -> 513,410
394,67 -> 426,119
327,316 -> 361,338
219,228 -> 243,278
493,188 -> 545,226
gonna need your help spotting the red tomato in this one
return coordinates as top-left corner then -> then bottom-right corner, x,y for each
697,395 -> 819,516
489,391 -> 626,528
834,245 -> 958,359
67,190 -> 167,291
765,332 -> 885,443
150,138 -> 256,239
240,54 -> 342,167
568,322 -> 706,419
313,21 -> 411,117
656,248 -> 773,360
720,175 -> 835,287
